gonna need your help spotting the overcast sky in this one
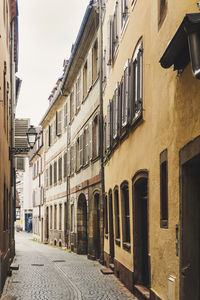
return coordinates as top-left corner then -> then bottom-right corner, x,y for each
16,0 -> 90,126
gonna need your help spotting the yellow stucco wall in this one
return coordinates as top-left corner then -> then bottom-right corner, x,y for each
103,0 -> 200,299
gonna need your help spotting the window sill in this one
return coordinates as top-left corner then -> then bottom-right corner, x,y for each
123,242 -> 131,252
131,0 -> 137,11
105,234 -> 108,239
91,155 -> 100,164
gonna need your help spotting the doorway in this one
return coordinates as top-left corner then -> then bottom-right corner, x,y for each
46,207 -> 49,241
94,193 -> 100,259
180,154 -> 200,300
77,194 -> 87,254
109,190 -> 114,263
133,172 -> 150,288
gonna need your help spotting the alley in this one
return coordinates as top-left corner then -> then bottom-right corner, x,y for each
2,233 -> 137,300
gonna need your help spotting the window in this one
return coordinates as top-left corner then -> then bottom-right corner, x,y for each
76,137 -> 80,171
70,144 -> 75,175
121,0 -> 129,30
56,110 -> 62,136
122,61 -> 129,128
113,1 -> 119,57
58,156 -> 62,182
80,134 -> 83,167
50,206 -> 53,229
92,40 -> 98,82
160,149 -> 168,228
54,205 -> 57,229
50,164 -> 53,186
76,76 -> 81,112
59,204 -> 62,230
158,0 -> 167,28
92,115 -> 99,159
70,91 -> 74,122
131,42 -> 143,120
107,16 -> 113,65
121,181 -> 130,245
83,62 -> 88,99
83,127 -> 89,165
48,125 -> 52,147
71,204 -> 75,232
105,195 -> 108,234
106,102 -> 112,150
113,83 -> 120,140
114,188 -> 120,239
64,102 -> 68,128
54,161 -> 57,185
64,152 -> 67,178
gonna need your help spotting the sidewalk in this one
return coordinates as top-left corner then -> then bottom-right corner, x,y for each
1,232 -> 138,300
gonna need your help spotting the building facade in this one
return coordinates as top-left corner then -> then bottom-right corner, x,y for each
0,0 -> 19,294
102,0 -> 200,300
62,1 -> 104,260
30,129 -> 44,240
40,71 -> 68,247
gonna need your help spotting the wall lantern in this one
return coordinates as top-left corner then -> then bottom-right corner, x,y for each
26,125 -> 37,149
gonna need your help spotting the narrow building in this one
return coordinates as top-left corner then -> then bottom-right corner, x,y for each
60,1 -> 104,261
0,0 -> 19,294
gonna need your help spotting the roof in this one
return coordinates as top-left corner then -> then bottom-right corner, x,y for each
159,13 -> 200,71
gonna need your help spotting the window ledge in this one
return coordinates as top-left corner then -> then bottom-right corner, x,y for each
105,234 -> 108,239
123,242 -> 131,252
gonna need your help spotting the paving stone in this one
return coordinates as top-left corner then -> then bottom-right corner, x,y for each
2,232 -> 138,300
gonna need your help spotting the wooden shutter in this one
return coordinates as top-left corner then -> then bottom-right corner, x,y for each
64,152 -> 67,178
56,110 -> 62,136
107,16 -> 113,65
80,134 -> 83,167
87,50 -> 93,92
139,43 -> 143,111
122,61 -> 129,127
58,156 -> 62,181
64,102 -> 67,128
89,123 -> 92,160
85,128 -> 89,164
106,102 -> 111,149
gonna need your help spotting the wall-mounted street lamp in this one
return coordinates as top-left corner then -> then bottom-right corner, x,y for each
26,125 -> 38,149
10,125 -> 38,156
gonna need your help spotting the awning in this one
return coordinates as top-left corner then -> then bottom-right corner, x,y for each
160,13 -> 200,75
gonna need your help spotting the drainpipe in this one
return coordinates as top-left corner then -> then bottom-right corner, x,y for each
10,18 -> 16,258
99,0 -> 105,264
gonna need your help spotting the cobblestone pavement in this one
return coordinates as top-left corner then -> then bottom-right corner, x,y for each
2,232 -> 138,300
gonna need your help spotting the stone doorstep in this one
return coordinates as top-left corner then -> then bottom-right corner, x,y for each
134,285 -> 150,300
10,264 -> 19,271
109,263 -> 114,271
100,267 -> 114,275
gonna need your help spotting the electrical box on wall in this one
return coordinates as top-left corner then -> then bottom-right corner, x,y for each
168,276 -> 176,300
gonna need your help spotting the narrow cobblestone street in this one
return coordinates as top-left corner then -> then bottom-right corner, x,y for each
2,233 -> 138,300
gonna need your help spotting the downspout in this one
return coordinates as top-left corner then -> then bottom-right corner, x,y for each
10,18 -> 16,257
99,0 -> 105,264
